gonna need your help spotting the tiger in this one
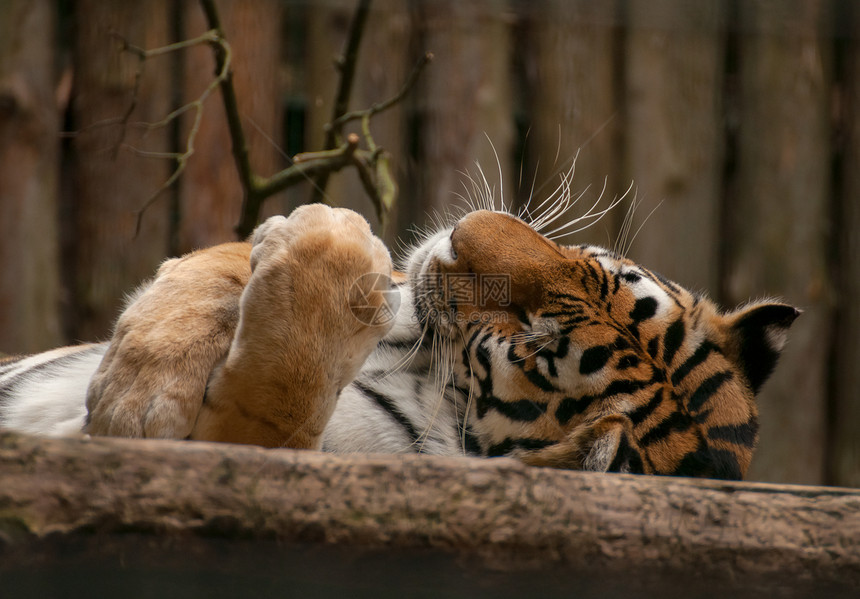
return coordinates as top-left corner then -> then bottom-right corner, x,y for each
0,197 -> 799,479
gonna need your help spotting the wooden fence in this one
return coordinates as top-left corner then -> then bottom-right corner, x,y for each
0,0 -> 856,487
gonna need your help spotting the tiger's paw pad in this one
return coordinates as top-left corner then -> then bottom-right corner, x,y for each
247,205 -> 397,332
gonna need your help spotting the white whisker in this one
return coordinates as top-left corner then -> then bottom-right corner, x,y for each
484,133 -> 507,213
544,180 -> 634,241
623,198 -> 663,256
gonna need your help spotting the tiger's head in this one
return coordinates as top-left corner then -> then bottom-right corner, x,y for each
407,209 -> 799,479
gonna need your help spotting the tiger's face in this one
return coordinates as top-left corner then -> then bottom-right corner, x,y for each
408,210 -> 799,479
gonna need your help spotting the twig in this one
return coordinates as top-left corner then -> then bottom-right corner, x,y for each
133,85 -> 211,237
254,134 -> 361,199
329,0 -> 372,142
131,30 -> 232,237
112,30 -> 221,161
328,52 -> 433,133
309,0 -> 373,204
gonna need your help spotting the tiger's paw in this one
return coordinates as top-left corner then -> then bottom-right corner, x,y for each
83,242 -> 252,439
191,205 -> 397,447
246,204 -> 397,354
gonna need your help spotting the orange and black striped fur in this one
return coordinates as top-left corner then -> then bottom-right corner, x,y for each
0,204 -> 798,480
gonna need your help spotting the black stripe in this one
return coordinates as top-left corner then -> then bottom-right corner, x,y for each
512,305 -> 531,327
579,345 -> 612,375
599,266 -> 609,299
556,378 -> 655,426
553,336 -> 570,359
541,354 -> 558,378
674,444 -> 743,480
523,368 -> 556,392
687,371 -> 733,413
707,420 -> 758,448
560,315 -> 591,326
474,333 -> 493,373
642,267 -> 682,296
671,341 -> 719,386
630,296 -> 658,322
613,336 -> 631,350
354,381 -> 421,447
486,437 -> 554,457
555,395 -> 596,425
466,327 -> 484,351
460,424 -> 482,455
476,395 -> 548,422
506,343 -> 522,364
603,378 -> 653,398
628,388 -> 663,426
706,449 -> 744,480
638,410 -> 691,446
607,433 -> 645,474
646,337 -> 660,359
617,354 -> 640,370
662,318 -> 685,367
550,293 -> 588,306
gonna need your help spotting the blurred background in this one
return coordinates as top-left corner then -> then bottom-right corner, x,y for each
0,0 -> 856,487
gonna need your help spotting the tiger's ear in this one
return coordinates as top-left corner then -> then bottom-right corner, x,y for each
724,302 -> 801,394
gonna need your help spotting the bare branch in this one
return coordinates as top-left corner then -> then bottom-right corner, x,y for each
112,30 -> 222,160
198,0 -> 259,238
124,0 -> 427,240
133,95 -> 208,237
251,134 -> 361,203
118,29 -> 222,59
328,52 -> 434,134
130,29 -> 233,238
309,0 -> 373,204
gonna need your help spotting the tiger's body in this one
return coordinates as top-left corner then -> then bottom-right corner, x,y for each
0,203 -> 798,479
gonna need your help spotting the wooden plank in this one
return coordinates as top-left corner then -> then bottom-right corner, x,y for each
831,3 -> 860,487
177,0 -> 285,252
70,1 -> 172,341
524,0 -> 620,247
623,0 -> 726,293
726,0 -> 832,484
1,432 -> 859,598
0,0 -> 62,353
413,1 -> 514,225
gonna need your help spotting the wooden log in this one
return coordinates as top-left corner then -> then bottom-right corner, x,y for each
0,431 -> 858,598
624,0 -> 726,292
726,0 -> 832,485
524,0 -> 620,247
0,0 -> 62,353
70,1 -> 172,341
831,1 -> 860,488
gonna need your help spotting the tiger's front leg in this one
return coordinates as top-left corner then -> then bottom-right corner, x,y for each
190,204 -> 396,448
511,415 -> 653,474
